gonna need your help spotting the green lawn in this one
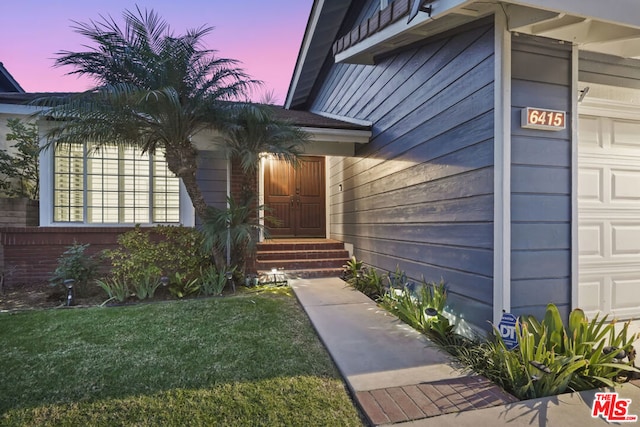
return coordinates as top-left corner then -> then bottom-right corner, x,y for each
0,288 -> 362,426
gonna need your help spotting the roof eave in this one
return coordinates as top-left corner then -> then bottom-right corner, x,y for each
285,0 -> 354,110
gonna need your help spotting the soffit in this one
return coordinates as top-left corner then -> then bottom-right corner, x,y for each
335,1 -> 640,64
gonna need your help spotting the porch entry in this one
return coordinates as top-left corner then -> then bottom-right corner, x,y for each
264,156 -> 326,238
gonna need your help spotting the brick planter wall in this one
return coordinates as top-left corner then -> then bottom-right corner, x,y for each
0,227 -> 135,286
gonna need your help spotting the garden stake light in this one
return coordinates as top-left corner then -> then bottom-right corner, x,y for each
225,271 -> 235,293
425,307 -> 438,317
63,279 -> 75,306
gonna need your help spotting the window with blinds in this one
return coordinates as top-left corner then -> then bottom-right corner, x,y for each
53,143 -> 180,224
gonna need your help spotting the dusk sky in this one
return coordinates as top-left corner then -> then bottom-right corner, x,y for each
1,0 -> 313,105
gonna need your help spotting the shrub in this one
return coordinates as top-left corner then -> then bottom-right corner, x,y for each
50,242 -> 99,297
102,225 -> 209,290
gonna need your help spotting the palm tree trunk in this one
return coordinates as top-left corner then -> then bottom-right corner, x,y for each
164,145 -> 208,220
164,145 -> 228,269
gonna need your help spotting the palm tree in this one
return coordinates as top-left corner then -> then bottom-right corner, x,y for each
34,7 -> 305,222
203,104 -> 309,271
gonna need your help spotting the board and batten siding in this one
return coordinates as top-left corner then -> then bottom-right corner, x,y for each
311,16 -> 496,329
510,36 -> 572,320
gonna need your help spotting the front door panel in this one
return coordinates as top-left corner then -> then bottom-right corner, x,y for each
264,156 -> 325,237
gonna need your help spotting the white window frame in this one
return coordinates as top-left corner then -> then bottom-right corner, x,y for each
39,140 -> 194,227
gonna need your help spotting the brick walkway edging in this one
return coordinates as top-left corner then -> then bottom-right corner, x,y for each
355,375 -> 518,425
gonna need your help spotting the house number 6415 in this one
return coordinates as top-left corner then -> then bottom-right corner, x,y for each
521,107 -> 566,131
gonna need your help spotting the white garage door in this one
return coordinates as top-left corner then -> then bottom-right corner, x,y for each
579,97 -> 640,320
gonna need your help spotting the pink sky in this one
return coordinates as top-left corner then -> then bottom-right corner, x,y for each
1,0 -> 313,105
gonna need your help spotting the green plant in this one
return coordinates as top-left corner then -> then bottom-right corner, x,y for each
199,265 -> 234,296
387,264 -> 407,289
519,304 -> 639,391
102,225 -> 208,287
342,256 -> 362,281
346,266 -> 386,300
130,266 -> 162,300
96,277 -> 130,303
201,195 -> 268,272
0,118 -> 39,199
169,272 -> 200,298
50,243 -> 99,297
380,280 -> 453,344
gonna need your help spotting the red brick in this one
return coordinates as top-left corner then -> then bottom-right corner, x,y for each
387,386 -> 426,420
370,388 -> 408,423
355,391 -> 390,425
403,385 -> 441,417
417,383 -> 456,414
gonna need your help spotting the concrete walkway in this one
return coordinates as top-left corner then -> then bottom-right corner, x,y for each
290,277 -> 640,426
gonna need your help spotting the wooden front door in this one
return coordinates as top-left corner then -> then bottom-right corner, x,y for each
264,156 -> 326,237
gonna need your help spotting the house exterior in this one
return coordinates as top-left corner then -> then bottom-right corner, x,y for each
283,0 -> 640,331
0,88 -> 369,285
3,0 -> 640,333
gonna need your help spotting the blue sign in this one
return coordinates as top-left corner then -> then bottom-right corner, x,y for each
498,313 -> 518,350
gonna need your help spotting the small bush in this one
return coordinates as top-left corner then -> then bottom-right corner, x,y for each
50,242 -> 99,297
102,225 -> 209,290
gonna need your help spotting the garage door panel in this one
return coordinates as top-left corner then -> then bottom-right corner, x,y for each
612,169 -> 640,200
613,277 -> 640,309
579,111 -> 640,320
612,223 -> 640,255
577,276 -> 605,315
578,116 -> 602,149
578,222 -> 604,257
578,167 -> 604,202
612,119 -> 640,150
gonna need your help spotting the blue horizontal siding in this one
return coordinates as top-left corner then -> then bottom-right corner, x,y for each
510,36 -> 572,319
314,13 -> 496,330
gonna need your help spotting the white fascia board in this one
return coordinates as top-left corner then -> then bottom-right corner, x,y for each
502,0 -> 640,29
285,0 -> 325,109
302,126 -> 371,144
310,109 -> 373,127
0,104 -> 41,115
